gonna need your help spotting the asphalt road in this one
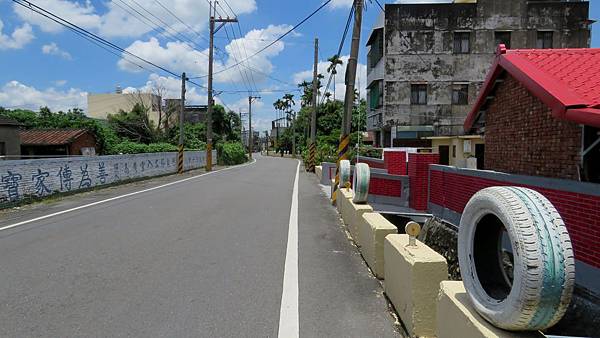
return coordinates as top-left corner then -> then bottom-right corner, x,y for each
0,155 -> 399,337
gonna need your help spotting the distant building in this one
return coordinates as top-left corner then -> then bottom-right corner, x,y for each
20,129 -> 97,157
270,117 -> 289,145
87,89 -> 162,125
0,117 -> 21,158
366,0 -> 592,147
464,47 -> 600,183
164,99 -> 207,127
242,129 -> 260,150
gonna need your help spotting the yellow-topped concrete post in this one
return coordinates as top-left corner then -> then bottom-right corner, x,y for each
384,234 -> 448,338
436,281 -> 544,338
358,212 -> 397,279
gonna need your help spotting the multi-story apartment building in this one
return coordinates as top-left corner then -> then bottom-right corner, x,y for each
366,0 -> 592,147
88,88 -> 162,124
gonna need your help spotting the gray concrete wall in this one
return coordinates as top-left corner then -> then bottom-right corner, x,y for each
0,126 -> 21,156
0,150 -> 216,208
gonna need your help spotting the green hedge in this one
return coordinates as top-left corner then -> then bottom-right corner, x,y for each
217,142 -> 247,165
110,141 -> 179,154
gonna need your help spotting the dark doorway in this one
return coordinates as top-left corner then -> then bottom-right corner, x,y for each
383,130 -> 391,148
439,145 -> 450,165
476,143 -> 485,170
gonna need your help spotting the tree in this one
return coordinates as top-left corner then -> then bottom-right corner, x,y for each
327,54 -> 344,101
108,103 -> 157,144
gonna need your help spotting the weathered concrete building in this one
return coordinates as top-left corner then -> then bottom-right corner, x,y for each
366,0 -> 592,147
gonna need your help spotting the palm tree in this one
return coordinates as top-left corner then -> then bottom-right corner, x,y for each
324,92 -> 332,102
282,94 -> 296,156
298,80 -> 312,106
273,99 -> 285,152
327,55 -> 343,101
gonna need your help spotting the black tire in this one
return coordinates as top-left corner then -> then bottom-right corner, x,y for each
458,186 -> 575,331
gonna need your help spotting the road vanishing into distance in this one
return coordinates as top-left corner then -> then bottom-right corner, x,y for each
0,155 -> 399,337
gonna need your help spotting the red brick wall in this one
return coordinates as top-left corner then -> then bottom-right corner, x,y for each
408,153 -> 439,211
69,132 -> 97,155
369,176 -> 402,197
485,75 -> 582,180
429,169 -> 600,269
384,151 -> 407,175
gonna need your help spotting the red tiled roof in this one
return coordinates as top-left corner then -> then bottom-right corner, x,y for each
19,129 -> 89,145
465,46 -> 600,131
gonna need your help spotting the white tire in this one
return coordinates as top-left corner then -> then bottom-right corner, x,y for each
339,160 -> 351,188
352,163 -> 370,204
458,187 -> 575,331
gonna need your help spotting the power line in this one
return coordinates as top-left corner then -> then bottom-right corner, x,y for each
319,2 -> 355,106
370,0 -> 427,65
153,0 -> 210,44
12,0 -> 207,91
200,0 -> 333,79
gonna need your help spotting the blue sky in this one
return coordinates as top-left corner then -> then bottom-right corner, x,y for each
0,0 -> 598,131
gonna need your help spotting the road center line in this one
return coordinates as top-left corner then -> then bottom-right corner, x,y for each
278,160 -> 300,338
0,159 -> 257,232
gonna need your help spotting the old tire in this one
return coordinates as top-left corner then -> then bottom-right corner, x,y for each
339,160 -> 351,188
352,163 -> 370,203
458,186 -> 575,331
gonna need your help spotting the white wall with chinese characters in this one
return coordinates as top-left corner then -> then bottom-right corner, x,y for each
0,151 -> 216,208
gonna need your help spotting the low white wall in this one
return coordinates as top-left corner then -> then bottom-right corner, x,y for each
0,150 -> 216,207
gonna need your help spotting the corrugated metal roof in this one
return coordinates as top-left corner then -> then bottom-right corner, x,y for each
19,129 -> 89,145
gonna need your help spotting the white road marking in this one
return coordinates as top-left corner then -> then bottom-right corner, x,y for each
278,160 -> 300,338
0,159 -> 257,232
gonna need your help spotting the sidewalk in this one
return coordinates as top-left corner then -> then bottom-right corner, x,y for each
297,166 -> 401,337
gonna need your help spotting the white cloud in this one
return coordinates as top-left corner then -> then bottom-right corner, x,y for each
122,73 -> 206,105
329,0 -> 354,9
118,24 -> 295,86
292,55 -> 367,102
54,79 -> 68,86
13,0 -> 256,38
0,81 -> 86,111
42,42 -> 72,59
0,19 -> 34,50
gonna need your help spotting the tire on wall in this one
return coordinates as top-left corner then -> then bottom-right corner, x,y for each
352,163 -> 370,204
458,186 -> 575,331
339,160 -> 351,188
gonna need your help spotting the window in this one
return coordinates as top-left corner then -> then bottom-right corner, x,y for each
367,29 -> 384,68
537,31 -> 553,49
368,80 -> 384,110
452,84 -> 469,105
452,145 -> 457,158
494,31 -> 511,49
0,142 -> 5,156
453,32 -> 470,54
411,84 -> 427,105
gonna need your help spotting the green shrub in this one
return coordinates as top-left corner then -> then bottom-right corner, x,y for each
110,141 -> 179,154
217,142 -> 247,165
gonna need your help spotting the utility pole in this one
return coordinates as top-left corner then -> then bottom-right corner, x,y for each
207,0 -> 237,171
265,130 -> 269,155
332,0 -> 363,203
239,108 -> 243,141
289,111 -> 296,158
178,72 -> 186,174
248,96 -> 260,159
308,37 -> 319,172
